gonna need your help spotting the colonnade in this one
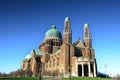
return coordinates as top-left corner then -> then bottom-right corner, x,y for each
77,62 -> 96,77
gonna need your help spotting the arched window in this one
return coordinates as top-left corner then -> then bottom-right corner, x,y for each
78,64 -> 82,76
49,60 -> 51,68
57,58 -> 59,66
28,63 -> 30,68
84,64 -> 88,76
46,63 -> 48,69
53,59 -> 55,66
23,63 -> 25,69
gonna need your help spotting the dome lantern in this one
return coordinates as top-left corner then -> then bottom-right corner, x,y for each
52,25 -> 56,29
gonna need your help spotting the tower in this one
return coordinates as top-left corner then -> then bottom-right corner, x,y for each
63,17 -> 72,44
83,23 -> 92,48
62,17 -> 73,76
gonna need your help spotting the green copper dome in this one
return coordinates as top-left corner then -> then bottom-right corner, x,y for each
25,54 -> 32,59
45,25 -> 62,40
35,50 -> 42,56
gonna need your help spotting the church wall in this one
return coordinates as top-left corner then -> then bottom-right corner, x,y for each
60,43 -> 75,76
62,44 -> 69,75
40,46 -> 45,53
91,49 -> 95,59
84,48 -> 89,57
43,53 -> 62,76
71,57 -> 77,76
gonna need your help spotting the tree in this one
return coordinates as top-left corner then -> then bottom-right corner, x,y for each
25,69 -> 33,77
115,74 -> 120,79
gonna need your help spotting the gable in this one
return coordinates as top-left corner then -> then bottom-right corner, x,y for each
73,39 -> 85,48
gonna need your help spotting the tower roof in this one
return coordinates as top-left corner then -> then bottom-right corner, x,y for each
65,17 -> 70,21
24,49 -> 42,60
84,23 -> 89,27
35,50 -> 42,56
25,54 -> 32,59
44,25 -> 62,40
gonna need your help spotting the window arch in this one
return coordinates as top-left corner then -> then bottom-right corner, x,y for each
53,59 -> 55,66
57,58 -> 60,66
49,60 -> 51,68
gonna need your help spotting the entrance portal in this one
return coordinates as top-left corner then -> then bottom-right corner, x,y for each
78,65 -> 82,76
90,64 -> 94,77
84,64 -> 88,76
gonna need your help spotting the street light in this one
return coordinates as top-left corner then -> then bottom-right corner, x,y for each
38,62 -> 42,80
68,45 -> 71,80
105,64 -> 108,78
69,65 -> 71,80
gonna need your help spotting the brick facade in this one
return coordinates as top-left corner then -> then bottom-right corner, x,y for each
21,17 -> 97,77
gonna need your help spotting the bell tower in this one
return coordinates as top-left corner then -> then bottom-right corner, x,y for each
83,23 -> 92,48
63,17 -> 72,44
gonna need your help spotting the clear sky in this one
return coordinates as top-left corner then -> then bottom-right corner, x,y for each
0,0 -> 120,76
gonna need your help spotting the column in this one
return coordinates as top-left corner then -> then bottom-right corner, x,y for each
82,64 -> 84,77
76,62 -> 78,77
88,63 -> 91,77
93,63 -> 96,77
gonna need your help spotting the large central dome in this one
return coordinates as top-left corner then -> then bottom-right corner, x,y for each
44,25 -> 62,40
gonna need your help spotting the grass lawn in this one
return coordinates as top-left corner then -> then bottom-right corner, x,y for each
63,77 -> 112,80
0,77 -> 112,80
0,77 -> 39,80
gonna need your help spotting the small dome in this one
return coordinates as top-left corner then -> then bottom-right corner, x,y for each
84,23 -> 89,27
44,25 -> 62,40
65,17 -> 70,21
35,50 -> 42,56
25,54 -> 32,59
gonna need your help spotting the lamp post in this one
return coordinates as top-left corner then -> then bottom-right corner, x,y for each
38,62 -> 42,80
69,65 -> 71,80
68,45 -> 71,80
105,64 -> 108,78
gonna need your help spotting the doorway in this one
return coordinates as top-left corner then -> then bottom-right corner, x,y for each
84,64 -> 88,76
78,65 -> 82,76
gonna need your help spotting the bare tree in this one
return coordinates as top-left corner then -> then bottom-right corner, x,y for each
52,70 -> 59,78
115,74 -> 120,80
25,69 -> 33,77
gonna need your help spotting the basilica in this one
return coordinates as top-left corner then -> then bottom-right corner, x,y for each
21,17 -> 97,77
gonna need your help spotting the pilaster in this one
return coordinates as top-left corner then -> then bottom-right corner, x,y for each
82,64 -> 84,77
88,63 -> 91,77
93,63 -> 96,77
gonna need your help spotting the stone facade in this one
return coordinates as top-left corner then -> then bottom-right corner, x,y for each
21,17 -> 97,77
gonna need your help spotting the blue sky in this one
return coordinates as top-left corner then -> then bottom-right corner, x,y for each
0,0 -> 120,76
